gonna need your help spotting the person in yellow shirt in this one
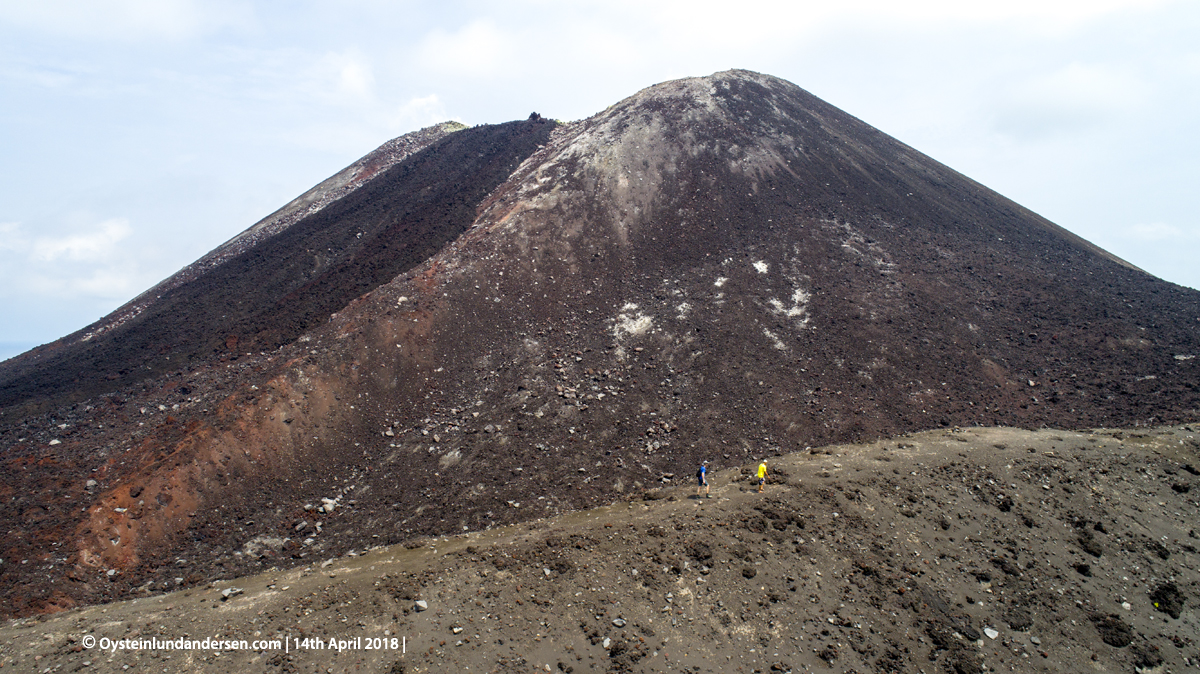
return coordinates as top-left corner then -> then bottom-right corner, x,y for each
757,459 -> 768,493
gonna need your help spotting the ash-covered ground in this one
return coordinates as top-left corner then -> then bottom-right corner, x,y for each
4,424 -> 1196,674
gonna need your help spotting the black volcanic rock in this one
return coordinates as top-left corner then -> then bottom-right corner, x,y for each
0,118 -> 554,417
1,69 -> 1198,616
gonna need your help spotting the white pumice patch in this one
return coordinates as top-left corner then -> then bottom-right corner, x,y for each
753,260 -> 769,274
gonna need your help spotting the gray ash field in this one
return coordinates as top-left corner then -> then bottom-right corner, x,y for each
3,425 -> 1196,673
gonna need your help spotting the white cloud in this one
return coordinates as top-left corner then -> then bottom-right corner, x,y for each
316,50 -> 376,99
389,94 -> 452,133
416,20 -> 513,78
0,222 -> 29,252
848,0 -> 1169,27
994,63 -> 1147,138
1124,222 -> 1195,242
282,49 -> 379,106
0,0 -> 252,41
0,218 -> 146,301
30,218 -> 132,262
27,267 -> 142,299
340,61 -> 374,97
549,0 -> 1169,44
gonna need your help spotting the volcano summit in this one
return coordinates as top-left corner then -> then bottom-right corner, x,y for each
1,70 -> 1198,616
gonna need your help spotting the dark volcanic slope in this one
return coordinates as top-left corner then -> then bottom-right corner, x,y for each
0,118 -> 554,418
1,70 -> 1198,616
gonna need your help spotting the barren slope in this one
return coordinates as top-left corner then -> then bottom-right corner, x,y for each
1,70 -> 1198,617
2,426 -> 1197,674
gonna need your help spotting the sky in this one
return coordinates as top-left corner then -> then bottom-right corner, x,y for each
2,0 -> 1198,362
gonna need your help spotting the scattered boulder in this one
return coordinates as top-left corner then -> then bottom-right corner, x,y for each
1131,642 -> 1164,669
685,541 -> 712,562
1150,582 -> 1185,619
1078,530 -> 1103,558
1090,613 -> 1133,647
1146,539 -> 1170,560
241,535 -> 287,558
990,557 -> 1021,576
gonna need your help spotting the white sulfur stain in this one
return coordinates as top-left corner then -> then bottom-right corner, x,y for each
762,327 -> 787,351
767,288 -> 811,319
613,303 -> 654,338
752,260 -> 768,274
765,287 -> 811,326
619,314 -> 657,335
617,314 -> 653,335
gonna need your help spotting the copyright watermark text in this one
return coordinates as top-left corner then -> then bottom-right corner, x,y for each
81,634 -> 404,654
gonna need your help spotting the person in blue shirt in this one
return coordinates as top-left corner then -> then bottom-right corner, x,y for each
697,460 -> 711,499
